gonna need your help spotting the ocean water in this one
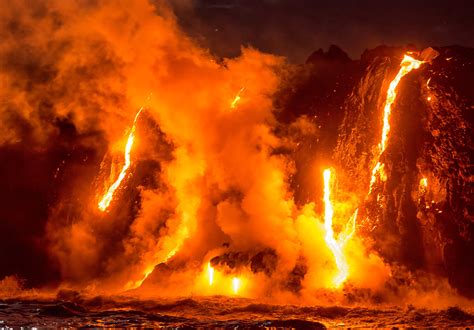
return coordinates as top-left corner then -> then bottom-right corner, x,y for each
1,295 -> 473,328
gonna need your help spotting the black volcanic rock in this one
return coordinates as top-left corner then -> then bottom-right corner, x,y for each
306,44 -> 351,65
277,44 -> 473,297
373,46 -> 474,297
210,249 -> 278,276
275,46 -> 363,205
417,46 -> 474,296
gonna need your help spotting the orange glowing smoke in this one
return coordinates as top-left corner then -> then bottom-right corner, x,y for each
323,168 -> 349,288
98,108 -> 143,212
369,55 -> 424,191
230,87 -> 245,109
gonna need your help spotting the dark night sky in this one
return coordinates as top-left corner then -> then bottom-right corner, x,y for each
169,0 -> 474,62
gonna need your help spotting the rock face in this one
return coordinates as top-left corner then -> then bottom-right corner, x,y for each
274,45 -> 362,205
210,249 -> 278,276
278,45 -> 474,297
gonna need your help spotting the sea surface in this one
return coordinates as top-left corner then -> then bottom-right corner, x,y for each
1,295 -> 474,328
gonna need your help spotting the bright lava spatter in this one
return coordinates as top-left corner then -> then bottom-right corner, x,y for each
208,262 -> 215,286
323,168 -> 349,288
98,108 -> 143,212
419,177 -> 428,189
232,277 -> 241,294
230,87 -> 245,109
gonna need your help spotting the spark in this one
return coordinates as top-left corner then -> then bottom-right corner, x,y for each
98,107 -> 143,212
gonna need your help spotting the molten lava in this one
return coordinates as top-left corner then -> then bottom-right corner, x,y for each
419,177 -> 428,190
232,277 -> 241,294
369,55 -> 424,191
208,262 -> 214,286
98,108 -> 143,212
230,87 -> 245,109
323,168 -> 349,288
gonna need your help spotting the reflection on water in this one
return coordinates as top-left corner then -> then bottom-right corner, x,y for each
0,296 -> 473,328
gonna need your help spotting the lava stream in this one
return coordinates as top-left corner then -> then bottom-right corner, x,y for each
232,277 -> 241,294
369,55 -> 424,191
208,262 -> 214,286
323,168 -> 349,288
98,108 -> 143,212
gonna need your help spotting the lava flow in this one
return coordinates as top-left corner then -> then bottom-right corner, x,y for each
98,108 -> 143,212
232,277 -> 241,294
323,168 -> 349,288
208,262 -> 214,286
320,53 -> 426,288
230,87 -> 245,109
369,55 -> 424,191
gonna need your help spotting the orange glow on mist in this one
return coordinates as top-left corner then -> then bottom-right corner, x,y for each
369,55 -> 424,191
323,168 -> 349,288
98,108 -> 143,212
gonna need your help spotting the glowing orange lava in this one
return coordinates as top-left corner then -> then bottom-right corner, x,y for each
232,277 -> 240,294
230,87 -> 245,109
98,108 -> 143,212
418,177 -> 428,198
420,177 -> 428,189
208,262 -> 214,286
339,208 -> 358,246
369,55 -> 424,192
323,168 -> 349,288
325,54 -> 426,287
